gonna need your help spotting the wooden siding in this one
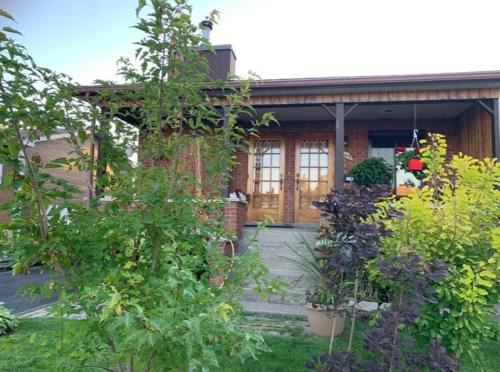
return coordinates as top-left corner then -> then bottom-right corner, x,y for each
457,105 -> 493,159
247,88 -> 500,106
26,138 -> 90,196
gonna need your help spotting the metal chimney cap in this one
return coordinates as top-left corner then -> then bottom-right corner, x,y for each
200,19 -> 213,30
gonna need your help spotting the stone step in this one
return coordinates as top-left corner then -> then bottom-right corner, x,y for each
243,288 -> 306,305
242,301 -> 306,319
240,226 -> 320,316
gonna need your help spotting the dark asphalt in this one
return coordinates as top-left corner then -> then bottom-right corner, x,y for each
0,267 -> 55,314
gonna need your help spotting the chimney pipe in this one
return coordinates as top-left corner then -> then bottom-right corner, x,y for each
200,18 -> 213,41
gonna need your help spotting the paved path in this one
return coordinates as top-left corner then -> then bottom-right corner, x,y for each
241,224 -> 319,318
0,267 -> 55,314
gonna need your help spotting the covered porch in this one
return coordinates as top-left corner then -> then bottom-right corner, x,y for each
232,80 -> 500,225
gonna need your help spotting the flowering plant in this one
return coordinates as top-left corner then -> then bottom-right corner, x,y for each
395,147 -> 425,179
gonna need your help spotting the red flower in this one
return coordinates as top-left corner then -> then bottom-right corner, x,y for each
413,148 -> 420,154
395,147 -> 406,153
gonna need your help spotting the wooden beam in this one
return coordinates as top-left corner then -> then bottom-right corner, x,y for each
335,103 -> 345,189
494,98 -> 500,159
345,103 -> 359,118
478,99 -> 494,115
321,104 -> 336,119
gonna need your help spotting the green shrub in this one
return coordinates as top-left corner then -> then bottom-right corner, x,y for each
349,157 -> 392,186
0,303 -> 18,336
371,134 -> 500,367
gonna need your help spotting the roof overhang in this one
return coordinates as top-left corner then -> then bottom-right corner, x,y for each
75,70 -> 500,98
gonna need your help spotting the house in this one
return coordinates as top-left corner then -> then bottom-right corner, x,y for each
0,132 -> 92,223
76,45 -> 500,233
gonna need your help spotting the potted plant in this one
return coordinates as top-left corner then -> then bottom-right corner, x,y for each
349,157 -> 393,187
281,237 -> 347,338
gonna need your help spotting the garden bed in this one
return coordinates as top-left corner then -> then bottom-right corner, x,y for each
1,318 -> 498,371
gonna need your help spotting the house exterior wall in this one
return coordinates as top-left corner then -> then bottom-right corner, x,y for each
231,119 -> 461,225
457,105 -> 493,159
0,138 -> 90,223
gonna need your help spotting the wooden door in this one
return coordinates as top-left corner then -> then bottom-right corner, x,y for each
294,134 -> 334,223
247,137 -> 285,222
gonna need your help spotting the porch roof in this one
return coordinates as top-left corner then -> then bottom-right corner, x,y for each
76,70 -> 500,98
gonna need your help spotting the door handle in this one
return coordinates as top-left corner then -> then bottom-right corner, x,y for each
296,173 -> 300,190
280,174 -> 283,190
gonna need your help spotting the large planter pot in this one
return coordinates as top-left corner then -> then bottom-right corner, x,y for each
305,303 -> 345,338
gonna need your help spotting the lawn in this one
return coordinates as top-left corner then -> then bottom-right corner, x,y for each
1,318 -> 499,371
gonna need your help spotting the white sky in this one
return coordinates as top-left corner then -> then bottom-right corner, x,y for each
3,0 -> 500,84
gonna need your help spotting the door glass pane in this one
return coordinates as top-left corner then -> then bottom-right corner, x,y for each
319,153 -> 328,167
319,167 -> 328,181
310,168 -> 318,181
271,155 -> 280,167
262,154 -> 271,167
298,139 -> 329,210
310,153 -> 319,167
252,140 -> 281,210
300,154 -> 309,167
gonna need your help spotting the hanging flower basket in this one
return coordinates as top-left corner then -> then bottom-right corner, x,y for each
395,147 -> 424,197
407,158 -> 424,171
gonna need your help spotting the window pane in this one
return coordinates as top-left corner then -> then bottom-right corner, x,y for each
270,182 -> 280,194
300,167 -> 308,178
262,154 -> 271,167
310,141 -> 319,152
271,168 -> 280,180
320,153 -> 328,167
310,168 -> 318,181
261,182 -> 271,193
300,154 -> 309,167
262,168 -> 271,180
271,154 -> 280,167
310,154 -> 319,167
319,167 -> 328,181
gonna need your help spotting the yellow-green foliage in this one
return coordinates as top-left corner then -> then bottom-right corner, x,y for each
372,133 -> 500,366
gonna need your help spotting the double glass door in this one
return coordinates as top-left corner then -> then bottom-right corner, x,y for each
247,134 -> 333,223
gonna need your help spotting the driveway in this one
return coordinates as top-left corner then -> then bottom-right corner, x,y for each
0,267 -> 55,314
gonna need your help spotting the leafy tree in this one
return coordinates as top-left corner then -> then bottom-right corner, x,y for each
371,133 -> 500,367
0,1 -> 280,370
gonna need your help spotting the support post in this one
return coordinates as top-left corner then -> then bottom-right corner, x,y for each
335,103 -> 345,189
494,98 -> 500,159
221,106 -> 230,197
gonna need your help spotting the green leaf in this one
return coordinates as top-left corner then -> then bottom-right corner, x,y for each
45,157 -> 68,168
136,0 -> 146,16
0,9 -> 15,22
2,26 -> 22,36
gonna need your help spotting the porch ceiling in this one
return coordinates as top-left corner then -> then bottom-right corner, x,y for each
243,101 -> 475,122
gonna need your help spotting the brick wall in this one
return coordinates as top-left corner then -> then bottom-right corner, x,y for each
223,200 -> 247,242
344,119 -> 459,172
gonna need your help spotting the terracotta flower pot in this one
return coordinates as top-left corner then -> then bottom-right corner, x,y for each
396,186 -> 412,196
407,158 -> 424,171
305,303 -> 345,338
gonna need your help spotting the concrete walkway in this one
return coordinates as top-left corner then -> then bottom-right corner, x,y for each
240,224 -> 319,318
